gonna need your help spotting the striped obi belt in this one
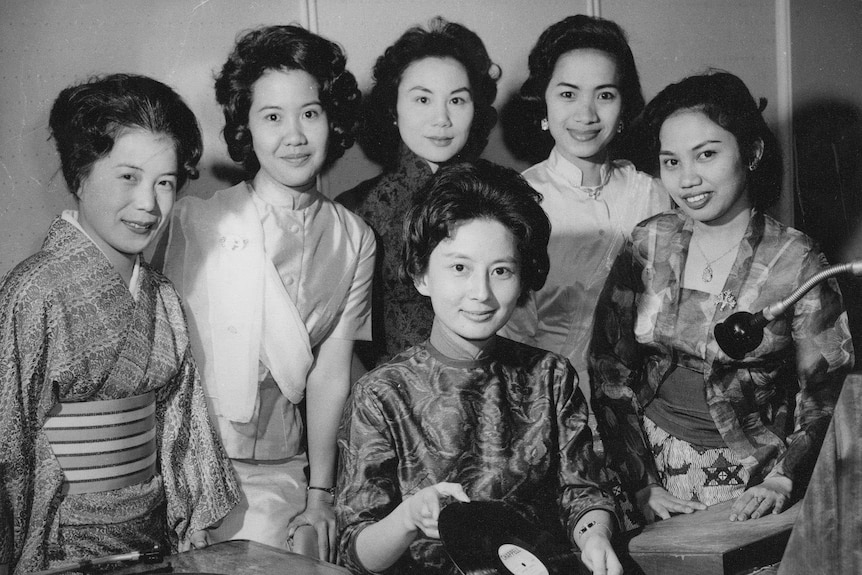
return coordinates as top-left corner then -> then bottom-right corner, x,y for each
43,391 -> 158,495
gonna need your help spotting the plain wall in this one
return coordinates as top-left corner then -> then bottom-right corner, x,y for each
0,0 -> 847,278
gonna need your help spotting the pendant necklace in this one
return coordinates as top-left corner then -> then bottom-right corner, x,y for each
690,235 -> 738,283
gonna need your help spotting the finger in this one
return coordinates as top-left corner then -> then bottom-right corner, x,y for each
316,522 -> 329,562
328,521 -> 337,563
607,552 -> 624,575
773,493 -> 788,514
192,530 -> 210,549
654,505 -> 671,520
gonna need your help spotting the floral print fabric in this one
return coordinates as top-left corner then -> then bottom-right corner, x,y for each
0,218 -> 238,574
336,338 -> 618,574
590,209 -> 854,499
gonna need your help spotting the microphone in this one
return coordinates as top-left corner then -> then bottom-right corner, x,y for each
30,545 -> 165,575
714,260 -> 862,359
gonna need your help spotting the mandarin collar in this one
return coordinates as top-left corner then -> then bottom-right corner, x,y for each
546,147 -> 612,194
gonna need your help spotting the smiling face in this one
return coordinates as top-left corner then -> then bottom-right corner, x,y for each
544,48 -> 622,171
248,68 -> 329,193
76,129 -> 178,271
396,57 -> 474,171
659,110 -> 757,226
414,218 -> 522,347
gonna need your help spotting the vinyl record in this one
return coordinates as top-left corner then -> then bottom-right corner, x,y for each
439,501 -> 580,575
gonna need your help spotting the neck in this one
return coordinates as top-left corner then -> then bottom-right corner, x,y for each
428,318 -> 495,361
252,171 -> 316,208
693,205 -> 751,240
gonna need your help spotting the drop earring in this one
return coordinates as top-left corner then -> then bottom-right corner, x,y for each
617,120 -> 624,134
540,118 -> 549,131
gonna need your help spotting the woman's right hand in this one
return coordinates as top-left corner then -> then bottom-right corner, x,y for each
635,484 -> 706,521
400,482 -> 471,538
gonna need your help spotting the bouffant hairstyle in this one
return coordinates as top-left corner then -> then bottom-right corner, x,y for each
642,70 -> 782,210
401,160 -> 551,305
214,25 -> 361,173
360,17 -> 500,168
503,14 -> 644,164
49,73 -> 202,195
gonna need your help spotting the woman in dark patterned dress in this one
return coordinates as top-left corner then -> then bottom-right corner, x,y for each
0,74 -> 238,575
590,71 -> 854,526
337,161 -> 622,575
337,17 -> 500,371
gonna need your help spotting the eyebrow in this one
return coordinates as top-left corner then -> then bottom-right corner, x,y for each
553,81 -> 619,90
406,85 -> 472,95
114,163 -> 178,176
659,138 -> 723,156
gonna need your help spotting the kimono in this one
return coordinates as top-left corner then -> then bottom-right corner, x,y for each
336,338 -> 618,575
590,209 -> 854,500
0,216 -> 238,574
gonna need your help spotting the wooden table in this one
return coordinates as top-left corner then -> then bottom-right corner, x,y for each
619,499 -> 800,575
110,540 -> 348,575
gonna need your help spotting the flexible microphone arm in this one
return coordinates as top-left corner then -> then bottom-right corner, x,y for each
714,260 -> 862,360
29,545 -> 165,575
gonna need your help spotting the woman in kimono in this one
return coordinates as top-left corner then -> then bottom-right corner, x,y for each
0,73 -> 238,575
336,161 -> 622,575
336,17 -> 500,371
590,71 -> 854,525
161,25 -> 372,562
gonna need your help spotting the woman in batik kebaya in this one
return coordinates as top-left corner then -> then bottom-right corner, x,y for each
590,71 -> 854,526
0,74 -> 238,575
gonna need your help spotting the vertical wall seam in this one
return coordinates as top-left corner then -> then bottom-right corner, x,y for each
775,0 -> 794,226
589,0 -> 602,17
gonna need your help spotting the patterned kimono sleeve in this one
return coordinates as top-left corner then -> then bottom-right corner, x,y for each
336,380 -> 401,575
770,248 -> 854,484
553,357 -> 620,539
588,240 -> 659,492
157,346 -> 239,550
0,270 -> 64,573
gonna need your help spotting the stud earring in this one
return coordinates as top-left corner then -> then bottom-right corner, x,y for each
540,118 -> 549,131
748,159 -> 759,171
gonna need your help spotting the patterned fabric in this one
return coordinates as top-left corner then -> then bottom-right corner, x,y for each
0,218 -> 239,574
590,209 -> 854,504
336,148 -> 435,368
336,338 -> 618,575
500,148 -> 669,409
643,416 -> 748,507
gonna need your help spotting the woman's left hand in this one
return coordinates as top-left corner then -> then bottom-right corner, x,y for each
179,529 -> 211,552
729,475 -> 792,521
580,533 -> 624,575
286,491 -> 336,562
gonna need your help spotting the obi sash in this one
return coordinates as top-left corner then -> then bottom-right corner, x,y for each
44,391 -> 157,495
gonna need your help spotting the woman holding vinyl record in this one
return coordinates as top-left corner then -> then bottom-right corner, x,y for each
336,161 -> 622,575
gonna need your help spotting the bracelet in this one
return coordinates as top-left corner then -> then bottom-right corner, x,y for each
306,485 -> 335,496
576,520 -> 613,541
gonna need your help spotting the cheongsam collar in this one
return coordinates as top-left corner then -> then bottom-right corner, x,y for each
547,146 -> 611,198
395,145 -> 435,184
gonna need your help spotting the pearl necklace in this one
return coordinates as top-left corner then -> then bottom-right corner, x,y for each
690,235 -> 738,283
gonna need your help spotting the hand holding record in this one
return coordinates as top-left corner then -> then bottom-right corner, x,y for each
402,482 -> 472,539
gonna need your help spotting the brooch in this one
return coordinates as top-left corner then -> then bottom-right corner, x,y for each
219,235 -> 248,251
714,290 -> 737,311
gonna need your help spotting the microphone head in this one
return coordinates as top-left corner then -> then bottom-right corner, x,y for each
714,311 -> 765,359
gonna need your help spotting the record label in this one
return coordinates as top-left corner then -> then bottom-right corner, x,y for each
497,544 -> 549,575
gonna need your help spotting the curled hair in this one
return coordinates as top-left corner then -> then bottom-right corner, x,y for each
215,25 -> 361,173
49,73 -> 202,195
642,70 -> 782,210
503,15 -> 644,164
401,160 -> 551,304
360,16 -> 500,168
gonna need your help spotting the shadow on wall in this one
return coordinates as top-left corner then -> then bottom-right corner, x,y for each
793,98 -> 862,354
